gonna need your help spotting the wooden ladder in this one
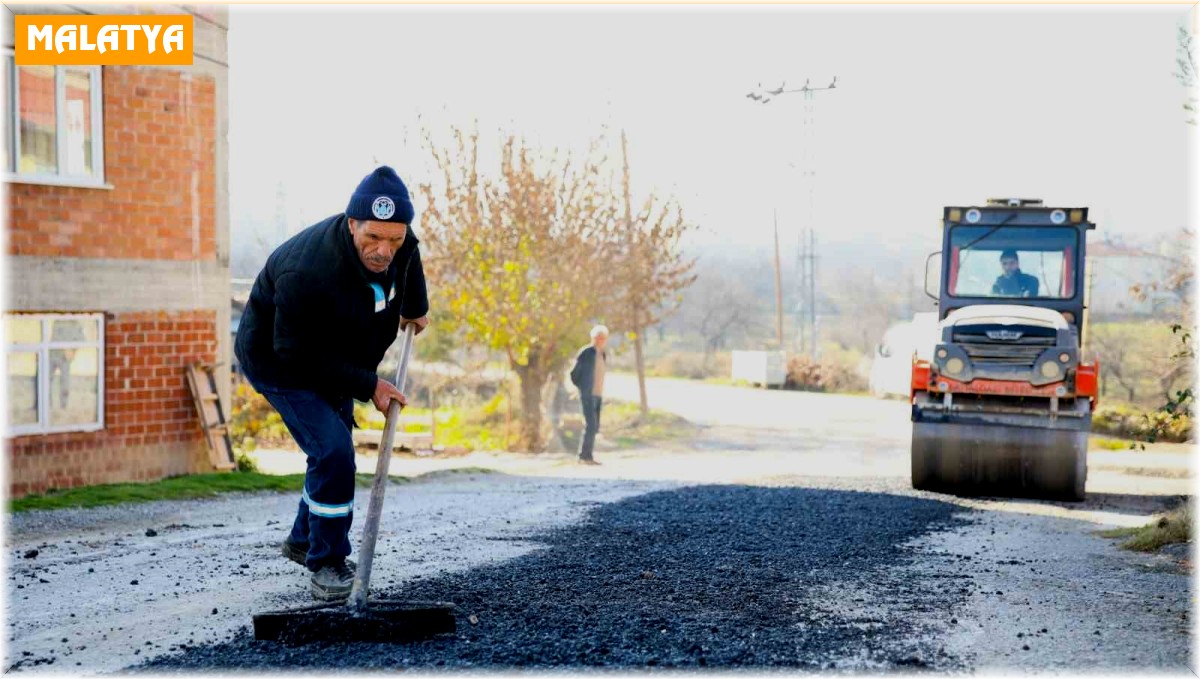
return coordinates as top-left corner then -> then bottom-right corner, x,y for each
185,362 -> 237,471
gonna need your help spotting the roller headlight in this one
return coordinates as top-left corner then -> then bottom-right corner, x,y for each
1050,209 -> 1067,224
1040,361 -> 1062,379
945,358 -> 965,375
965,208 -> 982,224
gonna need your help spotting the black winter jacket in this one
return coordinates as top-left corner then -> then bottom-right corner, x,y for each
235,214 -> 429,402
991,270 -> 1040,298
569,345 -> 605,397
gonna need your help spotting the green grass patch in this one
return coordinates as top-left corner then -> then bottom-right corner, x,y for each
702,377 -> 753,387
602,400 -> 696,449
1099,504 -> 1192,552
355,395 -> 516,451
355,392 -> 696,453
1097,526 -> 1141,539
10,472 -> 394,513
1091,436 -> 1131,451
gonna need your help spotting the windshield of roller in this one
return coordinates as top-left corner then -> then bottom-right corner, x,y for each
948,226 -> 1078,299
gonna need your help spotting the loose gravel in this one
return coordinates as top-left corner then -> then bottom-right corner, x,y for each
140,483 -> 968,671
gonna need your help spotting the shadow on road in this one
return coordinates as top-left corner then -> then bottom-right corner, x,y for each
141,484 -> 969,671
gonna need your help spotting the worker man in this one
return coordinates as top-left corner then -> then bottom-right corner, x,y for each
992,249 -> 1040,298
569,325 -> 608,465
235,166 -> 429,601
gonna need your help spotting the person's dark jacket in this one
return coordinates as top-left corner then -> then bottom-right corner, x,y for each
569,344 -> 605,397
992,270 -> 1040,297
235,213 -> 429,403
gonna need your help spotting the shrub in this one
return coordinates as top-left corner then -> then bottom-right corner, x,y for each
229,380 -> 292,447
648,352 -> 731,380
784,355 -> 867,393
1092,403 -> 1193,443
234,450 -> 260,473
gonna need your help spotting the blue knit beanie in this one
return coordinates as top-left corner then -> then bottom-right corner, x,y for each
346,166 -> 415,224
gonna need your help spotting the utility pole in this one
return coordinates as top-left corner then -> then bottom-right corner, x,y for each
773,210 -> 784,349
809,229 -> 819,360
794,228 -> 819,360
795,231 -> 808,354
621,130 -> 650,418
746,76 -> 838,360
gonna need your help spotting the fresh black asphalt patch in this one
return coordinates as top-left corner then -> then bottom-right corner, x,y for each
138,484 -> 968,670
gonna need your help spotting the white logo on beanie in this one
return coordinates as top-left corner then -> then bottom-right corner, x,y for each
371,196 -> 396,220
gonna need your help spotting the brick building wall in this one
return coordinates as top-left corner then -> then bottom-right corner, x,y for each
4,6 -> 230,497
9,69 -> 218,261
9,311 -> 218,496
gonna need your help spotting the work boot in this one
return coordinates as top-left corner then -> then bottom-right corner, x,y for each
281,540 -> 308,566
310,561 -> 356,601
283,540 -> 355,570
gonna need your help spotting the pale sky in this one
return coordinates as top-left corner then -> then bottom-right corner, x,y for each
228,5 -> 1194,257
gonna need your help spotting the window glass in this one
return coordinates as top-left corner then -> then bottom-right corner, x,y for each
50,317 -> 98,343
7,351 -> 39,427
48,347 -> 100,427
63,68 -> 93,177
17,65 -> 57,175
4,56 -> 14,173
6,316 -> 42,345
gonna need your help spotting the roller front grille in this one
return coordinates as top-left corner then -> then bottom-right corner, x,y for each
952,332 -> 1054,368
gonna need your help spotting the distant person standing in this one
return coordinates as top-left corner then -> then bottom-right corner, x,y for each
569,325 -> 609,465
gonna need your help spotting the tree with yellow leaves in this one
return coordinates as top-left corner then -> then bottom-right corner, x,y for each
418,127 -> 622,451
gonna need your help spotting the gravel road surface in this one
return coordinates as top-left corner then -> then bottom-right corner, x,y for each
5,375 -> 1191,673
141,480 -> 967,671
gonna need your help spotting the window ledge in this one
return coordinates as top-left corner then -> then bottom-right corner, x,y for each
7,424 -> 105,438
4,175 -> 113,190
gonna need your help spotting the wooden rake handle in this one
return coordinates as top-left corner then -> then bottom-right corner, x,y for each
348,323 -> 417,614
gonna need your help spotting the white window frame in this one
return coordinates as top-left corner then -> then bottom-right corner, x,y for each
5,312 -> 106,437
3,49 -> 107,189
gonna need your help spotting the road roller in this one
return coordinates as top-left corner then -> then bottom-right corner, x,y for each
910,198 -> 1100,501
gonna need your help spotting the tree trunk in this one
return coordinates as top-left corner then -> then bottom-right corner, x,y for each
513,360 -> 547,452
634,324 -> 649,417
